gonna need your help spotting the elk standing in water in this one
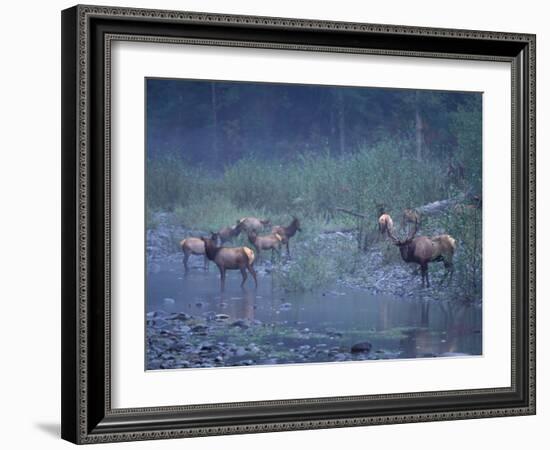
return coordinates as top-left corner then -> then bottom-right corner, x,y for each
247,230 -> 283,261
180,237 -> 209,272
388,220 -> 456,288
271,216 -> 302,258
200,234 -> 257,291
237,217 -> 271,234
217,222 -> 243,245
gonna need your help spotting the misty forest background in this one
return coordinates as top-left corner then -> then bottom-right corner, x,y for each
146,79 -> 482,299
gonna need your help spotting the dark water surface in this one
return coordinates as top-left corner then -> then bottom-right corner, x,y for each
146,261 -> 482,369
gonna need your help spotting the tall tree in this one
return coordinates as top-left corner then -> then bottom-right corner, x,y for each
211,82 -> 219,158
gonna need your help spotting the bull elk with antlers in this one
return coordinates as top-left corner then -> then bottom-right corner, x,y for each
388,220 -> 456,288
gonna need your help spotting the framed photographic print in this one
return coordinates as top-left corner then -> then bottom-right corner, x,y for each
61,4 -> 536,444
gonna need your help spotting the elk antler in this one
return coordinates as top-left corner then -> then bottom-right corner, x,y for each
386,224 -> 400,244
406,217 -> 419,242
387,217 -> 418,245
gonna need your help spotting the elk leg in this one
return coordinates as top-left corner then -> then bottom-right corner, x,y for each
218,266 -> 226,291
248,264 -> 258,288
421,264 -> 429,288
286,241 -> 291,259
240,267 -> 248,287
203,254 -> 209,271
444,261 -> 454,285
183,251 -> 189,272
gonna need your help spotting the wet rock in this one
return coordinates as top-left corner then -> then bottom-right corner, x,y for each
166,312 -> 191,321
149,318 -> 170,329
199,342 -> 214,351
230,319 -> 249,329
235,347 -> 247,357
333,353 -> 348,361
215,314 -> 230,321
191,324 -> 209,334
351,342 -> 372,354
163,297 -> 175,305
147,310 -> 168,319
279,303 -> 292,310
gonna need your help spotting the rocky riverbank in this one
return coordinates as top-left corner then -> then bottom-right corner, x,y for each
146,309 -> 410,370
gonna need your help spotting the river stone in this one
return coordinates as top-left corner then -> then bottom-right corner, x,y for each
333,353 -> 348,361
199,342 -> 214,351
230,319 -> 249,329
166,312 -> 190,321
351,342 -> 373,354
191,324 -> 208,334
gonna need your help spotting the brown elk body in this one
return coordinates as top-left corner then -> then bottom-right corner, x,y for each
180,237 -> 208,271
248,231 -> 283,261
378,213 -> 394,237
218,222 -> 243,245
271,217 -> 302,258
237,217 -> 271,233
388,222 -> 456,288
201,235 -> 257,291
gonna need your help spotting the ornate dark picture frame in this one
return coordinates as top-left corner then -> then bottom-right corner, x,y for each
61,4 -> 536,444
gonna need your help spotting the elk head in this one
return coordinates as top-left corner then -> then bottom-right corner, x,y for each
387,217 -> 419,259
291,216 -> 302,232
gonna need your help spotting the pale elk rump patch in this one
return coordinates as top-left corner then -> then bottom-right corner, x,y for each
243,247 -> 255,265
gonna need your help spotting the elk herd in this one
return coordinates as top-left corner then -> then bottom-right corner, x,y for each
180,210 -> 456,291
180,216 -> 301,290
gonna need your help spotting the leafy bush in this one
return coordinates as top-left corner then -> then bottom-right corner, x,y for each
273,247 -> 335,292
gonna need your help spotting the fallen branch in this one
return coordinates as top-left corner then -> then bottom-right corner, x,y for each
333,207 -> 368,219
415,192 -> 472,216
320,227 -> 357,234
334,191 -> 477,221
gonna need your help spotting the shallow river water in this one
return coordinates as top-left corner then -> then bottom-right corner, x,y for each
146,260 -> 482,369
